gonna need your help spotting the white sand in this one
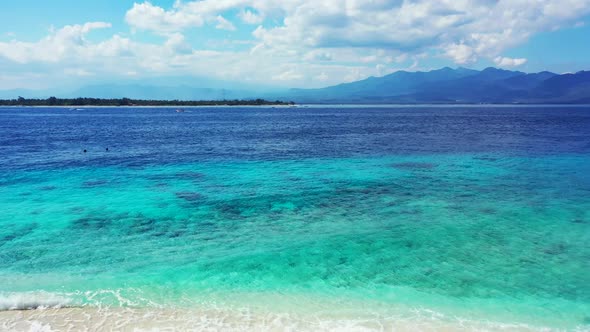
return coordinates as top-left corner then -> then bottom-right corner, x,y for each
0,306 -> 548,332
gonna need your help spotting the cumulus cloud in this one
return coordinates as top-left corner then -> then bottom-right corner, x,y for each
123,0 -> 590,65
125,2 -> 203,33
80,22 -> 111,33
273,69 -> 304,81
303,50 -> 332,61
215,16 -> 236,31
444,43 -> 476,64
2,1 -> 590,89
125,0 -> 252,33
239,9 -> 264,24
0,21 -> 389,88
252,0 -> 590,65
0,22 -> 112,63
165,33 -> 193,54
494,56 -> 528,68
315,72 -> 329,81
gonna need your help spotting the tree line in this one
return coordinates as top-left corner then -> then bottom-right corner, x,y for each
0,97 -> 295,107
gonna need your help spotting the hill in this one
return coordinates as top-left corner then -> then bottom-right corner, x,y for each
279,68 -> 590,104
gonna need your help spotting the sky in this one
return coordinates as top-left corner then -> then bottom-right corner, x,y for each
0,0 -> 589,90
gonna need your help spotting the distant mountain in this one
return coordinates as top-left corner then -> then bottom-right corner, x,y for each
529,71 -> 590,103
501,71 -> 557,90
286,67 -> 479,102
0,84 -> 276,101
67,84 -> 258,100
0,75 -> 281,101
0,88 -> 55,99
280,68 -> 590,104
1,68 -> 588,104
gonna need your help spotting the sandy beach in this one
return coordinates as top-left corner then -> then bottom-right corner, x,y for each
0,306 -> 552,332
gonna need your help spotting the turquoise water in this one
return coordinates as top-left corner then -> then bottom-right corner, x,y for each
1,107 -> 590,329
1,154 -> 589,328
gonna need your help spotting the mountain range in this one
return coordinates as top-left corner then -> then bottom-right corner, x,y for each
281,67 -> 590,104
1,67 -> 589,104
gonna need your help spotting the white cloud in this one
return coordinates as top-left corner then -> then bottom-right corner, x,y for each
315,72 -> 329,81
0,22 -> 112,63
444,43 -> 476,64
94,35 -> 134,57
394,54 -> 408,63
360,55 -> 378,63
81,22 -> 111,33
125,2 -> 203,33
273,69 -> 303,81
123,0 -> 590,66
494,56 -> 528,68
239,9 -> 264,24
255,0 -> 590,65
303,50 -> 332,61
165,33 -> 193,54
215,15 -> 236,31
2,1 -> 590,89
64,68 -> 94,76
0,22 -> 387,89
125,0 -> 255,34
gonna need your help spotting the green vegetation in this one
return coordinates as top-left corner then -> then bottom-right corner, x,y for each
0,97 -> 294,107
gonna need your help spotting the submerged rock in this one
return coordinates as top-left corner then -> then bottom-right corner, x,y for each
390,162 -> 437,170
72,216 -> 112,230
147,172 -> 204,182
81,180 -> 109,188
39,185 -> 57,191
543,243 -> 568,255
175,191 -> 204,202
175,172 -> 205,180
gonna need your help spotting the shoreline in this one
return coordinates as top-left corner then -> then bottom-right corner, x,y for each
0,306 -> 553,332
1,103 -> 590,108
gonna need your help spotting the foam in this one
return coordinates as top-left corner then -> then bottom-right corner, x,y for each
0,292 -> 72,311
0,306 -> 558,332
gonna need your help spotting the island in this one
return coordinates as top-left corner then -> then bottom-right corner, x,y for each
0,97 -> 294,107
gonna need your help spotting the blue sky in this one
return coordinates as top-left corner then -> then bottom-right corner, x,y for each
0,0 -> 589,90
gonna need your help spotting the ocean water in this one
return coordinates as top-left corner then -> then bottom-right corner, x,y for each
0,105 -> 589,330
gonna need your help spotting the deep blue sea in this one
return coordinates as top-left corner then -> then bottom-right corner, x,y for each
1,106 -> 589,330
